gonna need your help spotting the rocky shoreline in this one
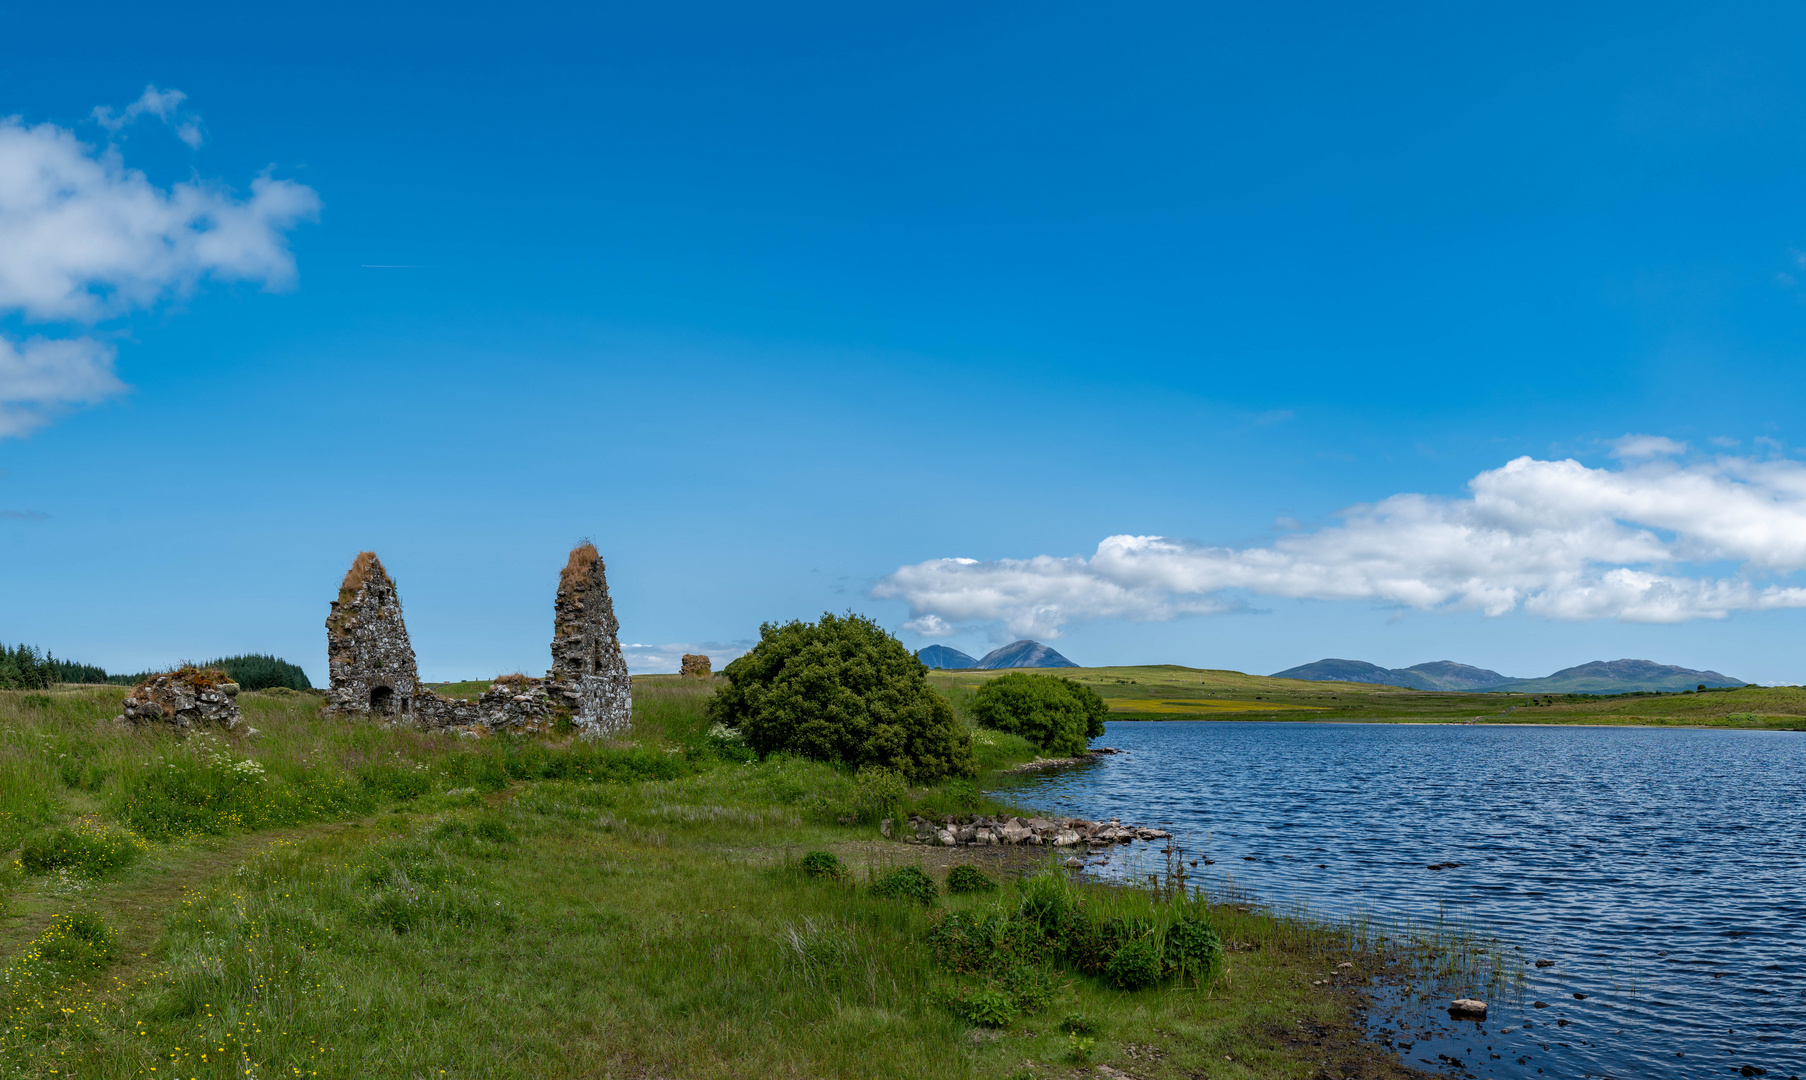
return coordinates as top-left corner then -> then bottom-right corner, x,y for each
887,812 -> 1171,850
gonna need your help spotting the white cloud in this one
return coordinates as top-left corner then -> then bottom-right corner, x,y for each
0,115 -> 319,321
0,97 -> 318,436
901,614 -> 955,637
1609,434 -> 1687,459
874,449 -> 1806,634
0,336 -> 125,437
91,85 -> 203,148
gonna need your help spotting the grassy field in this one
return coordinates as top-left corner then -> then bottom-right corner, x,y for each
0,676 -> 1450,1079
930,664 -> 1806,730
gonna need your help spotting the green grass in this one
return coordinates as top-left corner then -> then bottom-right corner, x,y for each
0,675 -> 1433,1078
931,664 -> 1806,730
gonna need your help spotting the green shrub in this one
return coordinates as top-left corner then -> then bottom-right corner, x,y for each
994,962 -> 1060,1013
851,766 -> 906,823
945,864 -> 997,894
1104,936 -> 1163,990
972,673 -> 1108,756
1017,869 -> 1080,936
925,910 -> 1048,975
1163,915 -> 1224,981
19,821 -> 146,878
1066,1034 -> 1096,1063
1059,1013 -> 1097,1035
871,865 -> 938,905
709,613 -> 975,782
801,851 -> 843,879
941,984 -> 1014,1027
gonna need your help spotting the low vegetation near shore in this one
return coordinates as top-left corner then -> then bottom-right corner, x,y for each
933,664 -> 1806,729
0,673 -> 1445,1078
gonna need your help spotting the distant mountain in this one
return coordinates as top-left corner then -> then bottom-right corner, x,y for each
917,645 -> 979,670
1270,659 -> 1438,689
1273,656 -> 1745,694
975,640 -> 1079,669
1399,660 -> 1513,691
1490,659 -> 1745,694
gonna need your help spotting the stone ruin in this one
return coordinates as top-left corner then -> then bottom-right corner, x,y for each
116,667 -> 242,730
325,552 -> 421,718
324,544 -> 632,736
680,653 -> 711,677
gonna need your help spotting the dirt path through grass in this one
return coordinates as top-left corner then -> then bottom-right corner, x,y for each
0,818 -> 370,974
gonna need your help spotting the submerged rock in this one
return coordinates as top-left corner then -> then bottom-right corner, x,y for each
1448,998 -> 1487,1020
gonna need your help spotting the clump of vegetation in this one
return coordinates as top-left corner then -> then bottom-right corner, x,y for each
921,868 -> 1225,1026
709,613 -> 975,782
971,673 -> 1108,756
801,851 -> 843,879
871,865 -> 939,905
19,819 -> 148,878
945,864 -> 997,894
851,765 -> 906,823
13,911 -> 117,981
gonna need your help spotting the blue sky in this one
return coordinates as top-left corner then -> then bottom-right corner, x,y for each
8,2 -> 1806,684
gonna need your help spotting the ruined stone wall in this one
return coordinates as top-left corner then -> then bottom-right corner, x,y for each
325,552 -> 423,718
680,654 -> 711,677
325,545 -> 632,737
116,667 -> 242,731
546,543 -> 632,735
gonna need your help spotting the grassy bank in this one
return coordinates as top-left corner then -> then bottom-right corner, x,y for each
931,665 -> 1806,730
0,677 -> 1428,1079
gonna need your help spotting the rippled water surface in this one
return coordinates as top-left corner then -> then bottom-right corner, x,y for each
1001,721 -> 1806,1079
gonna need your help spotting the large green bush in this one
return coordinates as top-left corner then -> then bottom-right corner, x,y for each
709,613 -> 974,782
971,672 -> 1108,756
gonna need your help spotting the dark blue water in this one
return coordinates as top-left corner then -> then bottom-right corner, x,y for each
1001,721 -> 1806,1080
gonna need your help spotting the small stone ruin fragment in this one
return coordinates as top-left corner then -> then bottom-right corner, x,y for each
680,653 -> 712,677
116,667 -> 242,731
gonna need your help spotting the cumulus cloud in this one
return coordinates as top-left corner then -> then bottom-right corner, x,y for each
0,96 -> 317,436
873,449 -> 1806,635
0,115 -> 319,321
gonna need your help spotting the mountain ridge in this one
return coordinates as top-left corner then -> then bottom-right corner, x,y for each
1272,656 -> 1744,693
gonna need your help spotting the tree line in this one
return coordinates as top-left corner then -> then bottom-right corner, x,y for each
0,645 -> 311,691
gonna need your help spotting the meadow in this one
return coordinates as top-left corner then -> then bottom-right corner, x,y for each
930,664 -> 1806,730
0,675 -> 1457,1079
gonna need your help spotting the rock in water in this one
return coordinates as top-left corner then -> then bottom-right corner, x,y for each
117,668 -> 242,731
680,653 -> 711,677
1448,998 -> 1487,1020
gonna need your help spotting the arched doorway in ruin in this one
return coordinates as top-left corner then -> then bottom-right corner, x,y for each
370,685 -> 395,714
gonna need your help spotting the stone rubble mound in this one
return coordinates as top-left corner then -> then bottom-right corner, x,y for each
116,668 -> 242,731
897,812 -> 1170,849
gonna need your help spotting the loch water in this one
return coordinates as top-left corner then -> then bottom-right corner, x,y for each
1000,720 -> 1806,1079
